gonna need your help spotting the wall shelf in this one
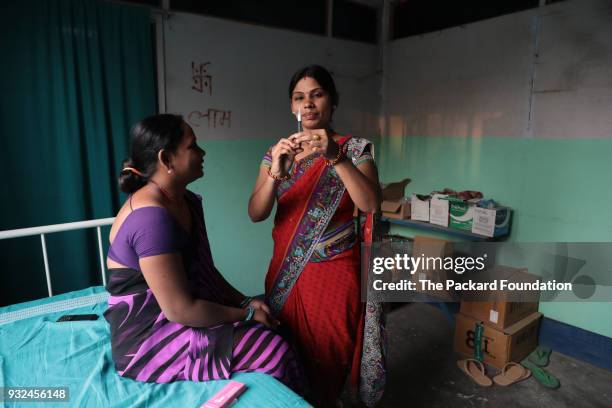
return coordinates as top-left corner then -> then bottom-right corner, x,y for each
381,217 -> 508,242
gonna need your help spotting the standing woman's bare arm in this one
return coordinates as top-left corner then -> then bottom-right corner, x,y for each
248,136 -> 300,222
333,157 -> 381,213
248,166 -> 278,222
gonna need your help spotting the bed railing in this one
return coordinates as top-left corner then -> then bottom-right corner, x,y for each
0,218 -> 115,297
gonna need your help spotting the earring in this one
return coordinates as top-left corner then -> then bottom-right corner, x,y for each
167,169 -> 172,174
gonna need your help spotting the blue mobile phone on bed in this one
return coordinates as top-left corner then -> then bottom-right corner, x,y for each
57,314 -> 99,322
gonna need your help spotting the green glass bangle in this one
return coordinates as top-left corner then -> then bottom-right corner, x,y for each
240,296 -> 253,308
244,306 -> 255,322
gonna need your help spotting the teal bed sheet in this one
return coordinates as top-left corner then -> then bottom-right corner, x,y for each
0,286 -> 311,407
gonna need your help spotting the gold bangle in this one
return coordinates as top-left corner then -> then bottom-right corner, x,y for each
267,167 -> 290,181
326,145 -> 345,166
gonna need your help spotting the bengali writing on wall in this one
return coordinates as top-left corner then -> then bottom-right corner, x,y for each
187,61 -> 232,132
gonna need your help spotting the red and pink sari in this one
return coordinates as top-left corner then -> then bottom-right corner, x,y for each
264,136 -> 386,406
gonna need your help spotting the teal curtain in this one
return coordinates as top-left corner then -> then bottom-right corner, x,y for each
0,0 -> 156,305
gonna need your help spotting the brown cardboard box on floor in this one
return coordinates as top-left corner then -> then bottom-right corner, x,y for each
460,265 -> 540,330
411,236 -> 455,301
454,311 -> 541,369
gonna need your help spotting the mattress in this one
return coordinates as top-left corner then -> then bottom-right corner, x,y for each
0,286 -> 311,407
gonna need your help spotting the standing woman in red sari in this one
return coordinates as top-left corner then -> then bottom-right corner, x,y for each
248,65 -> 385,407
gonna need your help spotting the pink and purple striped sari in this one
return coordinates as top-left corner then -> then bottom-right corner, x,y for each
104,191 -> 304,391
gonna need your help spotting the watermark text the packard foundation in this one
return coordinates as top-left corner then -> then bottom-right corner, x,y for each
361,241 -> 611,302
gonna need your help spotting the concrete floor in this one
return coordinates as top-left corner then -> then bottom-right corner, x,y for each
342,303 -> 612,408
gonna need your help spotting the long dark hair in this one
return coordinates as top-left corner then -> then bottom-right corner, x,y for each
288,65 -> 339,108
118,114 -> 184,194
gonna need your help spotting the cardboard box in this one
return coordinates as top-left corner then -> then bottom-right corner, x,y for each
411,236 -> 454,300
460,266 -> 540,330
411,194 -> 430,222
381,199 -> 411,219
353,178 -> 411,219
379,178 -> 411,219
454,312 -> 541,369
429,194 -> 450,227
449,197 -> 479,231
472,206 -> 511,237
460,299 -> 539,331
381,178 -> 411,201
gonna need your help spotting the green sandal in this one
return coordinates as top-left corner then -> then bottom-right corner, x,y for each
528,346 -> 552,367
521,359 -> 560,389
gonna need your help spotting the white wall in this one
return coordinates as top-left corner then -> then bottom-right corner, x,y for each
533,0 -> 612,138
384,0 -> 612,139
163,12 -> 381,141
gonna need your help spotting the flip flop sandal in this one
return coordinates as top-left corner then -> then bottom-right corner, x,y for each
528,345 -> 552,367
493,362 -> 531,386
473,323 -> 484,363
521,359 -> 560,389
457,359 -> 493,387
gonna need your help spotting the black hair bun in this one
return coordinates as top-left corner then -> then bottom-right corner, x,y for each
118,158 -> 147,194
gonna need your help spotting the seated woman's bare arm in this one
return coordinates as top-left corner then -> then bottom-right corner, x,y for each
139,254 -> 277,328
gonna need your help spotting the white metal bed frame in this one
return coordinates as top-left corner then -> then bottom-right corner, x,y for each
0,218 -> 115,297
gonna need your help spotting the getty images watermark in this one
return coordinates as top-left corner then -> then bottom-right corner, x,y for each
360,242 -> 612,302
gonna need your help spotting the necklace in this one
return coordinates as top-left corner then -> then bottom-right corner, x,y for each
149,179 -> 183,204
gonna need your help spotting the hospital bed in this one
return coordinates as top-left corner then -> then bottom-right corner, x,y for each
0,219 -> 311,407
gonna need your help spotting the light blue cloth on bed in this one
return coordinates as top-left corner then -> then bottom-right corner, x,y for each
0,287 -> 311,407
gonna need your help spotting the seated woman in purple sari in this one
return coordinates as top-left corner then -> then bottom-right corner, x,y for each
104,114 -> 303,391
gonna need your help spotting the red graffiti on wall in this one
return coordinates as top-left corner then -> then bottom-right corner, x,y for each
187,109 -> 232,129
191,62 -> 212,95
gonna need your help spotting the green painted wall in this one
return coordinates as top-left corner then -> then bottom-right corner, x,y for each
377,135 -> 612,338
189,138 -> 278,297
